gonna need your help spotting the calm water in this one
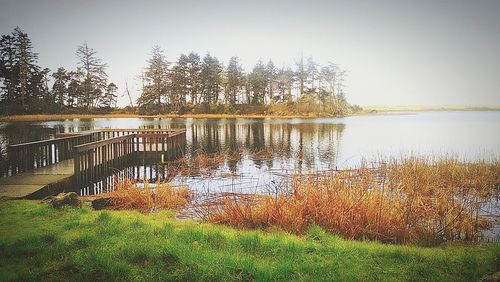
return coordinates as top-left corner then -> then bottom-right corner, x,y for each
0,111 -> 499,194
1,110 -> 498,240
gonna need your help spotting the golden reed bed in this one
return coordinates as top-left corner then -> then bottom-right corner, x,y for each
206,157 -> 499,245
92,156 -> 499,245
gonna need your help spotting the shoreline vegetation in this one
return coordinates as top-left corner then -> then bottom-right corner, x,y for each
94,156 -> 499,246
0,200 -> 498,281
1,105 -> 498,122
0,113 -> 348,122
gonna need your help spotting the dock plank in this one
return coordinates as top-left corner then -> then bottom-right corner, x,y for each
0,159 -> 74,198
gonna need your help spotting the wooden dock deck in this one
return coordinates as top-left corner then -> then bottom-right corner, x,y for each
0,159 -> 74,198
0,129 -> 186,199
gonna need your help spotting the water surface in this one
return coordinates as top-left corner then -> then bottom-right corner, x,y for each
0,111 -> 499,194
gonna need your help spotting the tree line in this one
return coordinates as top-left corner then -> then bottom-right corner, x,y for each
0,28 -> 360,116
0,28 -> 117,114
138,46 -> 357,115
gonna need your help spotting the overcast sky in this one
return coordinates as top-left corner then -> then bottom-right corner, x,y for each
1,0 -> 499,107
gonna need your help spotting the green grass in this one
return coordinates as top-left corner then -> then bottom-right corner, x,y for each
0,200 -> 498,281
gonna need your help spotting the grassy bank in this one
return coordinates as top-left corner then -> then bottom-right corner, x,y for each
0,200 -> 498,281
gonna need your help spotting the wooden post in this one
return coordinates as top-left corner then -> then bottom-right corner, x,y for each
74,152 -> 80,187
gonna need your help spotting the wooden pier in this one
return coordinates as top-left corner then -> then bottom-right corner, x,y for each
0,129 -> 186,199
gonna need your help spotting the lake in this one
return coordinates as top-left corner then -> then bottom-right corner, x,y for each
1,111 -> 499,194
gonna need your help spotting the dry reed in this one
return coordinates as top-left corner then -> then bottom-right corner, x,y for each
99,179 -> 189,213
206,156 -> 499,245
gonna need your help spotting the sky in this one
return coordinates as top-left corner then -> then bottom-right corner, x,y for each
1,0 -> 499,107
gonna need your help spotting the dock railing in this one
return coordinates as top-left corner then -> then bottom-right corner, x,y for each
5,128 -> 186,178
6,131 -> 100,175
72,130 -> 186,188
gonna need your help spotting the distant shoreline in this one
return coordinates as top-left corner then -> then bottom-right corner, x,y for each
0,106 -> 498,122
362,105 -> 500,112
0,113 -> 336,122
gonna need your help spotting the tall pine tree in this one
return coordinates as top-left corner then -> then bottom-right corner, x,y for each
249,60 -> 267,105
52,67 -> 70,108
76,42 -> 108,109
137,46 -> 169,113
0,27 -> 46,113
200,53 -> 222,105
224,56 -> 244,105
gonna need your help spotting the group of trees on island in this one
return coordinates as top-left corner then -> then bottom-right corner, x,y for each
0,27 -> 360,116
138,47 -> 357,115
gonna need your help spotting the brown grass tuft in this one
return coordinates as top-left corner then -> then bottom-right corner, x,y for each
99,179 -> 189,213
206,157 -> 499,245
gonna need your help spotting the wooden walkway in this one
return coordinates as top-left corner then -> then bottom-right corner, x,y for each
0,129 -> 186,199
0,159 -> 74,198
